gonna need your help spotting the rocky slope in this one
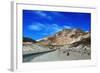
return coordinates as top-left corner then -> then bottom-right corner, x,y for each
38,28 -> 91,47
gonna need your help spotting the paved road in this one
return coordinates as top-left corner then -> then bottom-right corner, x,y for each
23,49 -> 56,62
23,49 -> 91,62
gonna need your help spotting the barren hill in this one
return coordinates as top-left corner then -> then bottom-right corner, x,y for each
38,29 -> 90,46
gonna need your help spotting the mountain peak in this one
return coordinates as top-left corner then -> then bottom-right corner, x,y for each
38,28 -> 90,46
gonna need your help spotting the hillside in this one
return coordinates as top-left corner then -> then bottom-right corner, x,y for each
38,28 -> 90,46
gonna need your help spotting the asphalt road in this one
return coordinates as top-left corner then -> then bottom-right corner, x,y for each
23,49 -> 91,62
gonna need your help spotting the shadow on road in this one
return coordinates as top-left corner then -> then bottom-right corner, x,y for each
23,49 -> 56,62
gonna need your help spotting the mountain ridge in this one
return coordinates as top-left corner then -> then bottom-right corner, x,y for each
38,28 -> 90,46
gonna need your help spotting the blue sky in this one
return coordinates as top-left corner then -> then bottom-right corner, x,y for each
23,10 -> 91,40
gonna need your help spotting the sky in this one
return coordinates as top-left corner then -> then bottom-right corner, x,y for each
23,10 -> 91,40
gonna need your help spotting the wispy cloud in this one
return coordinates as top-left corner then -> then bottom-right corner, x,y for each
28,22 -> 72,34
63,25 -> 72,29
35,11 -> 52,20
35,11 -> 47,17
28,23 -> 45,31
28,22 -> 64,37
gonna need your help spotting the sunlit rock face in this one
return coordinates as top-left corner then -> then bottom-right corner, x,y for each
38,28 -> 90,46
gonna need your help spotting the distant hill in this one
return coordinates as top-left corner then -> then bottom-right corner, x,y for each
23,37 -> 37,43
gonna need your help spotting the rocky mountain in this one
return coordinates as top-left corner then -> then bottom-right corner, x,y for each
38,28 -> 91,46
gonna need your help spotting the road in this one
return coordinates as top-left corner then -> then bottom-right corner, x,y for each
23,49 -> 91,62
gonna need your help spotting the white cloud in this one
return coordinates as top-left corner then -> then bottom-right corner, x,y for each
28,22 -> 72,34
63,25 -> 72,29
35,11 -> 47,17
28,23 -> 45,31
35,11 -> 52,20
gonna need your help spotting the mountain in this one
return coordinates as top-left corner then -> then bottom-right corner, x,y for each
38,28 -> 90,46
23,37 -> 37,43
70,35 -> 90,47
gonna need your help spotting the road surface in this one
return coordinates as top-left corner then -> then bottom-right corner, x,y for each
23,49 -> 91,62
